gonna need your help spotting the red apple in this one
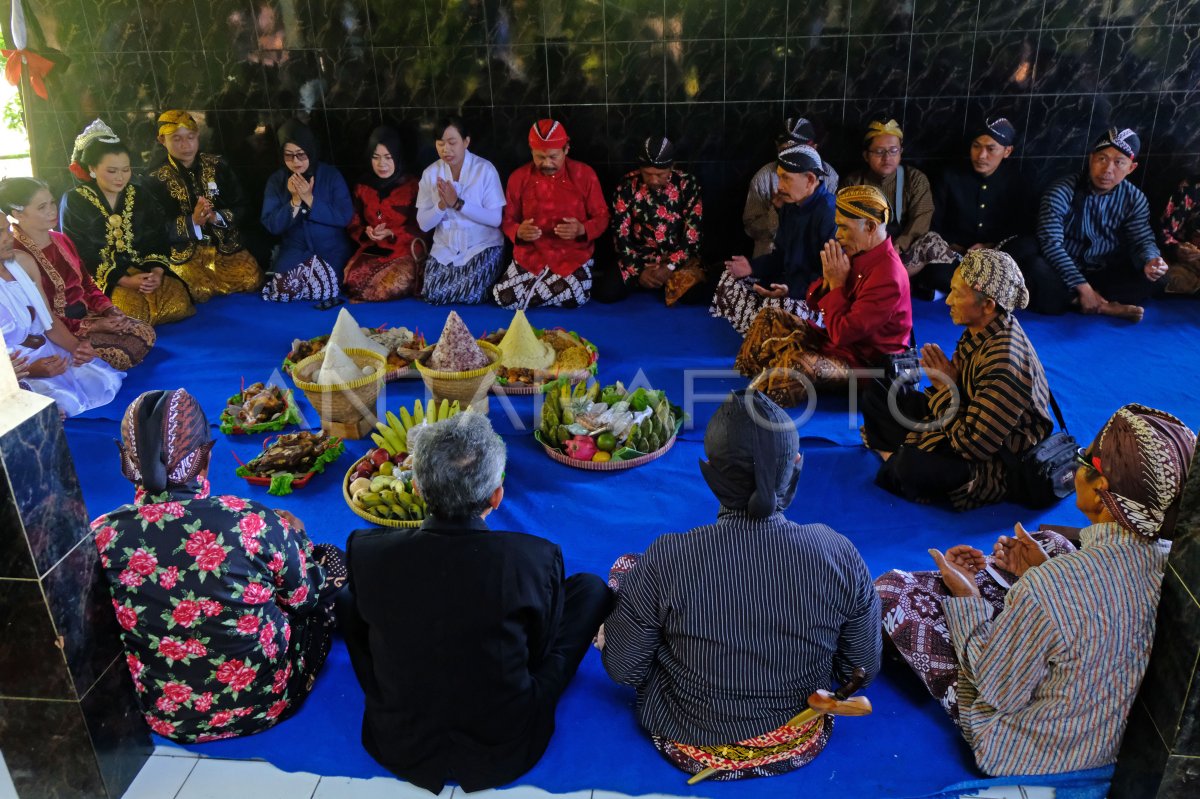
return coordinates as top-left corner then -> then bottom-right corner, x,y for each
370,448 -> 390,467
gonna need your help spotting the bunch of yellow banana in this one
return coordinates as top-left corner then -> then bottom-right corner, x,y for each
348,471 -> 427,522
370,398 -> 463,455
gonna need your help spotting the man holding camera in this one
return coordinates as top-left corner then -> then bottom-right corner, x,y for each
861,249 -> 1053,510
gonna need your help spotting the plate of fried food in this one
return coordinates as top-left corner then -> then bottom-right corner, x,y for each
234,430 -> 345,495
480,310 -> 598,395
219,381 -> 302,435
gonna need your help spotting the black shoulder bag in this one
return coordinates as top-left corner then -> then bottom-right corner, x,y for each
1003,391 -> 1078,509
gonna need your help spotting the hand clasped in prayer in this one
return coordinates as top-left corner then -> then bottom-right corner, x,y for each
919,343 -> 957,388
819,239 -> 850,289
287,173 -> 315,206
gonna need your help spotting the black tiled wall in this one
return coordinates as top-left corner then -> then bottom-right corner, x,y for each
10,0 -> 1200,253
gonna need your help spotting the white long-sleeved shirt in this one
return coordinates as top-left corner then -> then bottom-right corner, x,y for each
416,150 -> 506,265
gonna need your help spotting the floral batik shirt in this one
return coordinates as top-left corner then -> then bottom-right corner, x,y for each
92,479 -> 326,742
611,168 -> 703,283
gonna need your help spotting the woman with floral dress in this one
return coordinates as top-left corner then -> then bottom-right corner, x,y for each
92,389 -> 345,742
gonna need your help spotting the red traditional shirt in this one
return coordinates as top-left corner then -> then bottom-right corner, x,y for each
805,237 -> 913,367
347,178 -> 426,258
13,229 -> 113,334
501,159 -> 609,277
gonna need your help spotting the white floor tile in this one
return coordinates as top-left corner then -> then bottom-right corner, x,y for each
121,755 -> 198,799
153,743 -> 203,758
313,775 -> 454,798
467,788 -> 591,799
174,758 -> 320,799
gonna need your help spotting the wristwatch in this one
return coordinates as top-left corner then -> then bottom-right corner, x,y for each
453,197 -> 465,211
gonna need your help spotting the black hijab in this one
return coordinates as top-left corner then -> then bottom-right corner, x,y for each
277,119 -> 320,180
699,390 -> 802,518
361,125 -> 405,196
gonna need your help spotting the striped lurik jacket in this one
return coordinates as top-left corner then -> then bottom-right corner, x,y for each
944,522 -> 1169,775
601,509 -> 882,746
907,313 -> 1053,510
1037,171 -> 1160,289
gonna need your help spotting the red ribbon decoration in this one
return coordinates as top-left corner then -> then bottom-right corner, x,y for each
2,49 -> 54,99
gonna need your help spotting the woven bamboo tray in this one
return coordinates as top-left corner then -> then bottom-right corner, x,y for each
534,430 -> 678,471
283,335 -> 419,382
414,340 -> 502,407
290,348 -> 387,438
491,334 -> 600,395
342,462 -> 422,529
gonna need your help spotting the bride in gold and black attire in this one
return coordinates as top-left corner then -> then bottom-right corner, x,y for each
60,119 -> 195,325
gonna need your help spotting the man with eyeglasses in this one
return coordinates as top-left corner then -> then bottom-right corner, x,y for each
843,119 -> 935,271
1026,128 -> 1166,321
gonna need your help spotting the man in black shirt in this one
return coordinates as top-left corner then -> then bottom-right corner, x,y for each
337,413 -> 611,793
921,117 -> 1033,294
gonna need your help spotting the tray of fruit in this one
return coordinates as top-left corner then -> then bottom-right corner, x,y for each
534,379 -> 683,470
233,431 -> 344,495
219,381 -> 302,435
282,326 -> 426,381
344,398 -> 463,527
480,311 -> 599,394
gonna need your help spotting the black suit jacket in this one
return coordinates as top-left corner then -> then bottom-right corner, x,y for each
341,516 -> 567,793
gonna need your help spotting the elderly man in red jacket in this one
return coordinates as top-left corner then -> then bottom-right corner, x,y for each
492,119 -> 610,309
736,184 -> 913,407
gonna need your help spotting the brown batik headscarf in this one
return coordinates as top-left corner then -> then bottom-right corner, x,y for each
119,389 -> 213,494
1091,403 -> 1196,540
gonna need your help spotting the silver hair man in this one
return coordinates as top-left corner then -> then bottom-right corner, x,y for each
412,412 -> 506,519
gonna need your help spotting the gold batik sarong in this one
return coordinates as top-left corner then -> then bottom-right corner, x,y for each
78,312 -> 156,370
112,272 -> 196,326
170,246 -> 263,302
735,307 -> 851,407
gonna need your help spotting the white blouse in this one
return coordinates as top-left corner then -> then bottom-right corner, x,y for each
0,259 -> 123,417
416,150 -> 506,265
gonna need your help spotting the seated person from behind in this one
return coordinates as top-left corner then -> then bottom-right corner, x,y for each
1158,174 -> 1200,295
337,412 -> 612,793
921,116 -> 1032,295
876,404 -> 1194,775
1027,127 -> 1167,321
147,110 -> 263,302
492,119 -> 609,309
711,143 -> 836,334
601,389 -> 881,782
595,135 -> 706,306
743,115 -> 840,259
736,184 -> 912,408
861,250 -> 1053,511
843,119 -> 940,275
93,389 -> 344,742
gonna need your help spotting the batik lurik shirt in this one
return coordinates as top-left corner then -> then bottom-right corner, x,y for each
943,522 -> 1169,775
61,181 -> 176,296
611,168 -> 702,283
92,479 -> 327,742
905,313 -> 1053,510
501,159 -> 610,276
148,153 -> 251,260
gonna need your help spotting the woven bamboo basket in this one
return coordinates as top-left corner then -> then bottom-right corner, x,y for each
342,463 -> 422,528
290,348 -> 388,439
537,432 -> 678,471
414,340 -> 502,411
